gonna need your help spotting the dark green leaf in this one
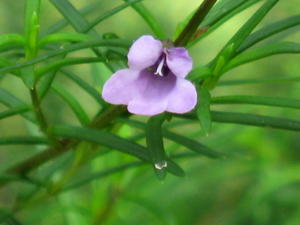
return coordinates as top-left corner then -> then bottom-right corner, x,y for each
51,125 -> 183,177
121,119 -> 224,158
51,125 -> 151,161
163,130 -> 226,159
0,105 -> 31,120
146,114 -> 168,179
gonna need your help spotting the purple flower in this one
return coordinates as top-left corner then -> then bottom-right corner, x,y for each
102,35 -> 197,116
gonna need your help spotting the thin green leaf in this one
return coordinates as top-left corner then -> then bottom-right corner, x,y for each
218,76 -> 300,86
121,119 -> 224,158
0,39 -> 129,74
39,33 -> 93,47
212,95 -> 300,109
0,88 -> 26,108
197,88 -> 212,135
205,0 -> 278,86
0,136 -> 48,145
211,111 -> 300,131
51,125 -> 151,161
50,125 -> 183,177
163,130 -> 226,159
146,114 -> 168,179
0,105 -> 31,120
52,84 -> 90,125
24,0 -> 41,59
225,42 -> 300,71
238,15 -> 300,53
0,89 -> 34,125
64,151 -> 196,192
187,0 -> 261,48
36,57 -> 105,79
43,0 -> 105,35
49,0 -> 124,72
50,0 -> 90,33
226,0 -> 279,55
0,34 -> 25,52
123,0 -> 167,39
61,69 -> 105,105
84,0 -> 144,32
38,62 -> 62,100
202,0 -> 260,27
204,0 -> 278,86
63,162 -> 143,192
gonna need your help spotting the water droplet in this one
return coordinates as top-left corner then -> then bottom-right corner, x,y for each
154,161 -> 168,170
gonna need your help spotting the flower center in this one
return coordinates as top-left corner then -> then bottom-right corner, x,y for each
154,56 -> 166,77
151,50 -> 170,77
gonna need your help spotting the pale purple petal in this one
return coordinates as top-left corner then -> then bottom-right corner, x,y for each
128,35 -> 163,70
128,71 -> 176,116
166,47 -> 193,78
102,69 -> 144,105
167,78 -> 197,114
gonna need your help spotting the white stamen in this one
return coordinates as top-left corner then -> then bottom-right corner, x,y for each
154,57 -> 165,77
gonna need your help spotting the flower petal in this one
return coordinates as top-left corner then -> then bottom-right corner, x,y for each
128,35 -> 163,70
167,78 -> 197,114
166,47 -> 193,78
128,70 -> 176,116
102,69 -> 143,105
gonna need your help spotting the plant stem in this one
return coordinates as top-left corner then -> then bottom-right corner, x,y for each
0,106 -> 126,188
174,0 -> 217,46
30,89 -> 48,133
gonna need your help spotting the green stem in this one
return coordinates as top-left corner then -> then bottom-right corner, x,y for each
174,0 -> 217,46
30,89 -> 48,132
0,106 -> 127,188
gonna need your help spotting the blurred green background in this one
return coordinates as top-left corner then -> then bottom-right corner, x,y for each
1,0 -> 300,224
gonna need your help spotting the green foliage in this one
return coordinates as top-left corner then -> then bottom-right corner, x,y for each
0,0 -> 300,224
